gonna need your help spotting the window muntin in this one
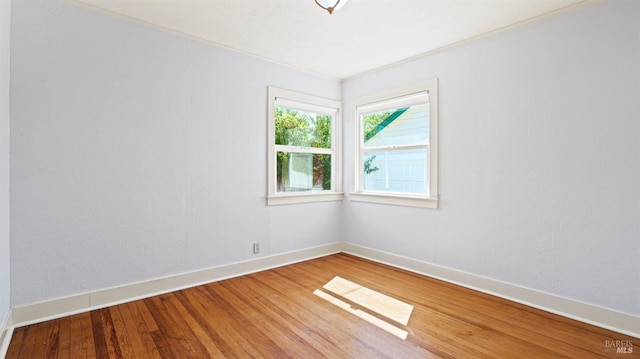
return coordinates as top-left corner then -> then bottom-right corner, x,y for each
353,80 -> 438,208
268,87 -> 342,205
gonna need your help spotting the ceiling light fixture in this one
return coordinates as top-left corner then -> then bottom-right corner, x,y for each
314,0 -> 347,14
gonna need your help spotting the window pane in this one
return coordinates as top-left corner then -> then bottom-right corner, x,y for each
362,149 -> 427,195
277,152 -> 332,192
363,104 -> 428,147
275,108 -> 332,149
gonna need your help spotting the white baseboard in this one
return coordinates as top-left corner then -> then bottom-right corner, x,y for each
11,242 -> 342,328
9,241 -> 639,340
0,310 -> 13,359
341,242 -> 640,339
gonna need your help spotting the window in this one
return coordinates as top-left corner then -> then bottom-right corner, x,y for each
351,79 -> 438,208
267,87 -> 342,205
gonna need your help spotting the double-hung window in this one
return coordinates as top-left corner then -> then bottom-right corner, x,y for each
267,87 -> 342,205
351,79 -> 438,208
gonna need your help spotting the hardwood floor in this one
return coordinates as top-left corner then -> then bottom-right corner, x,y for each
6,253 -> 637,358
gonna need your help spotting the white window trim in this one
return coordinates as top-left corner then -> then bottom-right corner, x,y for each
267,86 -> 343,206
351,79 -> 439,209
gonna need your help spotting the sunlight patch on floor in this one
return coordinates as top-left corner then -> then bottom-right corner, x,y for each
314,276 -> 414,340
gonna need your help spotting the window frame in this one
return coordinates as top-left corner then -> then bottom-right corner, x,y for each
267,86 -> 343,206
351,79 -> 439,209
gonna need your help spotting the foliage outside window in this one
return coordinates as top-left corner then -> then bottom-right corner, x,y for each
352,79 -> 438,209
268,87 -> 342,205
275,108 -> 332,192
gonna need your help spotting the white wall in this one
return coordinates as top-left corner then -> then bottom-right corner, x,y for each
343,0 -> 640,316
9,0 -> 640,321
10,0 -> 342,305
0,0 -> 11,327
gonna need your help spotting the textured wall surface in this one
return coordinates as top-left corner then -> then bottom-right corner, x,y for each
342,0 -> 640,316
10,0 -> 341,305
0,0 -> 11,325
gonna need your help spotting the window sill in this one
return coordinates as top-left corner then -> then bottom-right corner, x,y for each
267,192 -> 344,206
349,192 -> 438,209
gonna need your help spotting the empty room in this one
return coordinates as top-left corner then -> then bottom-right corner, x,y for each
0,0 -> 638,357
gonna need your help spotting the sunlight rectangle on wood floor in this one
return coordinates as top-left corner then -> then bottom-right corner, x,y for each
323,276 -> 413,325
314,276 -> 414,340
313,289 -> 409,340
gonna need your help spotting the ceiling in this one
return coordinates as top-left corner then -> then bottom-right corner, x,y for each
72,0 -> 587,79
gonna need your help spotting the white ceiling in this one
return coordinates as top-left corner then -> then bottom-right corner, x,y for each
72,0 -> 587,79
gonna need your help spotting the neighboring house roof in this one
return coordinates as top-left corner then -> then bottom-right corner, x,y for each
364,107 -> 409,142
365,104 -> 429,147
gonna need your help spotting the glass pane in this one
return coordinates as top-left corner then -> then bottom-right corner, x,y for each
275,107 -> 332,148
362,149 -> 427,195
363,104 -> 428,147
277,152 -> 332,192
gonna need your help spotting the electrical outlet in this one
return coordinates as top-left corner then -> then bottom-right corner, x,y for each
253,242 -> 260,254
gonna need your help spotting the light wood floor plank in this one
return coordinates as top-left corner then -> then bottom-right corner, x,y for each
117,302 -> 162,359
55,316 -> 71,359
188,285 -> 265,358
68,312 -> 96,358
225,273 -> 383,358
163,293 -> 226,358
144,295 -> 201,358
216,278 -> 328,358
109,306 -> 136,358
